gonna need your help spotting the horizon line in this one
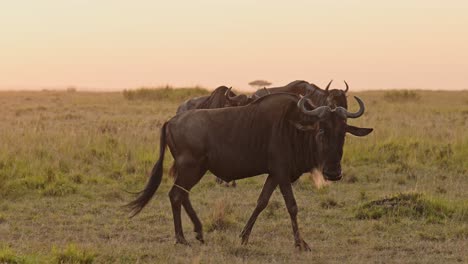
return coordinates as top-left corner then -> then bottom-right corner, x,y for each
0,86 -> 466,93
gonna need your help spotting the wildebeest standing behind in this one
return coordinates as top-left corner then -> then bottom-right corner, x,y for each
176,85 -> 248,114
173,85 -> 249,186
250,80 -> 313,99
251,79 -> 349,109
128,92 -> 373,250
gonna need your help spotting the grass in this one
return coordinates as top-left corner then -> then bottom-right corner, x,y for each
206,197 -> 236,232
122,86 -> 209,101
0,89 -> 466,263
383,90 -> 421,102
0,247 -> 25,264
52,244 -> 95,264
355,192 -> 466,222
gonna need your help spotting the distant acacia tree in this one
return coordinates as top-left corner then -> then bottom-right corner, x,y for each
248,80 -> 272,89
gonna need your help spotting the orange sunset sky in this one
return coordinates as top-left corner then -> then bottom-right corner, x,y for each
1,1 -> 467,91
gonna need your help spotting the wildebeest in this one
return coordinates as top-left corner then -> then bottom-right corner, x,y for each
174,85 -> 249,187
128,91 -> 373,250
176,85 -> 248,115
250,79 -> 354,187
306,80 -> 349,109
251,79 -> 348,108
250,80 -> 313,99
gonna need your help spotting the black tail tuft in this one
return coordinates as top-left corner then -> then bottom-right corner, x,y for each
127,122 -> 168,217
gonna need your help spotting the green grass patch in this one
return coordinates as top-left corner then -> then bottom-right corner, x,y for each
355,192 -> 466,222
0,247 -> 26,264
42,180 -> 77,197
52,244 -> 95,264
0,247 -> 21,264
345,138 -> 466,172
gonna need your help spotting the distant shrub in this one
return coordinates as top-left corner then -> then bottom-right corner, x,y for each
122,85 -> 209,101
52,244 -> 95,264
354,192 -> 465,222
248,79 -> 272,89
383,90 -> 420,102
66,87 -> 77,93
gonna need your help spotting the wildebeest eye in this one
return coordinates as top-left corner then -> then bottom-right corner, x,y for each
315,128 -> 325,143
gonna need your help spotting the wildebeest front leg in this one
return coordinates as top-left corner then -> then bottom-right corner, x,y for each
240,175 -> 277,245
279,183 -> 311,251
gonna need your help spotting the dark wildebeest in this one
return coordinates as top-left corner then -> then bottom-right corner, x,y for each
249,80 -> 355,187
250,79 -> 347,108
127,92 -> 373,250
174,85 -> 249,186
250,80 -> 312,99
176,86 -> 248,115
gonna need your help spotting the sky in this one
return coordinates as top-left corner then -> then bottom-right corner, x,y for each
0,0 -> 467,91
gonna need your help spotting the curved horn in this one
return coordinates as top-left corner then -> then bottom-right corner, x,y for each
225,87 -> 233,97
225,87 -> 237,100
334,96 -> 365,119
297,96 -> 331,118
325,79 -> 333,91
225,88 -> 248,105
343,80 -> 349,93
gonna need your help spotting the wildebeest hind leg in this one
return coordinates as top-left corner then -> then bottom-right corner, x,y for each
182,198 -> 204,243
240,175 -> 277,245
278,182 -> 311,251
169,186 -> 188,245
169,163 -> 206,245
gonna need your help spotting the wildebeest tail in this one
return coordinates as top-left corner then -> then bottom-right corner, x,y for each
127,122 -> 168,217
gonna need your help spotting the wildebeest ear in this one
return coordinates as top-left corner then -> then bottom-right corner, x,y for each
346,125 -> 373,136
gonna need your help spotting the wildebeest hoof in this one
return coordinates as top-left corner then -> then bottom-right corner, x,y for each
239,230 -> 250,245
295,239 -> 311,251
195,234 -> 205,243
240,236 -> 250,245
175,237 -> 190,246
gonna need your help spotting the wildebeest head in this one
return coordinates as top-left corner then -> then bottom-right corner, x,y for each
321,80 -> 349,109
197,86 -> 232,109
297,94 -> 373,181
225,87 -> 250,106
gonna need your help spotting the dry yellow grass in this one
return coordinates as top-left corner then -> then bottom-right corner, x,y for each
0,89 -> 466,263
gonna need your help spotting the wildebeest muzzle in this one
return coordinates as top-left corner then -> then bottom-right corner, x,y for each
323,165 -> 343,181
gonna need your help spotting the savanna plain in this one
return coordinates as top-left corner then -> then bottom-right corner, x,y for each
0,88 -> 467,263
